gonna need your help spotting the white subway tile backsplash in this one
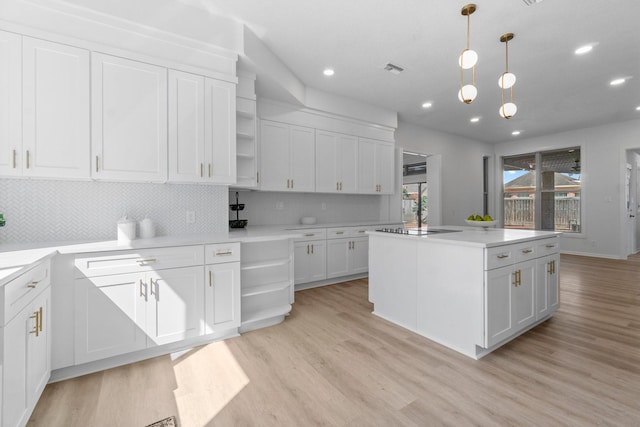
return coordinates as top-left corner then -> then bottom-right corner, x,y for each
0,179 -> 228,244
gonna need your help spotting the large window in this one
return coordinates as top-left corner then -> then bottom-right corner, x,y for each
402,152 -> 428,228
503,147 -> 581,232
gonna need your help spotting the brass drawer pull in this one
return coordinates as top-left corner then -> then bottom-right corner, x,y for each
521,249 -> 533,254
136,258 -> 157,265
215,250 -> 233,256
497,254 -> 509,259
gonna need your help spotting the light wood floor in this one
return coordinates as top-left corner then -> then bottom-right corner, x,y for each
29,254 -> 640,426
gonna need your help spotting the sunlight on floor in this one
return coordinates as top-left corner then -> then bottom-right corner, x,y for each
171,341 -> 249,425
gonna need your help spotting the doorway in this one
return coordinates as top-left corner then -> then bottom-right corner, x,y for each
625,149 -> 640,255
402,151 -> 427,228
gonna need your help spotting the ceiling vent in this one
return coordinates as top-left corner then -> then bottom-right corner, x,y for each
383,63 -> 404,75
521,0 -> 543,5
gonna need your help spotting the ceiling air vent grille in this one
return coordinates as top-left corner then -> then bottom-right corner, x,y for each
521,0 -> 543,5
383,63 -> 404,75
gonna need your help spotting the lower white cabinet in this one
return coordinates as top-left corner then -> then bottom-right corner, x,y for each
1,260 -> 51,427
205,242 -> 241,333
536,253 -> 560,320
294,240 -> 326,284
326,237 -> 369,278
74,246 -> 206,364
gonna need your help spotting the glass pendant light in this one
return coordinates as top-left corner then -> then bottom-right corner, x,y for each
458,4 -> 478,104
498,33 -> 517,119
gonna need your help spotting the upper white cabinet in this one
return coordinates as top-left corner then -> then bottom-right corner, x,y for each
260,120 -> 315,192
168,71 -> 236,184
0,31 -> 22,176
91,53 -> 168,182
0,33 -> 90,178
204,78 -> 236,184
358,138 -> 394,194
315,130 -> 358,193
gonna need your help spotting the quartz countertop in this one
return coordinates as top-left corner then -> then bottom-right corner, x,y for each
367,226 -> 561,248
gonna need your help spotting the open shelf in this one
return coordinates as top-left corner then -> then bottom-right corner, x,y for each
241,258 -> 290,271
236,131 -> 254,139
237,152 -> 255,159
236,110 -> 254,120
242,281 -> 291,298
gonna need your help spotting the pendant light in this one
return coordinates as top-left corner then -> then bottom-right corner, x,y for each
458,4 -> 478,104
498,33 -> 517,119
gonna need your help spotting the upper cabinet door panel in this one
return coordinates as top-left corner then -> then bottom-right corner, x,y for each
315,131 -> 339,193
289,125 -> 315,192
0,31 -> 21,176
205,78 -> 236,184
358,138 -> 376,194
339,134 -> 358,193
92,53 -> 167,182
259,120 -> 290,191
168,70 -> 205,182
22,37 -> 90,178
376,141 -> 394,194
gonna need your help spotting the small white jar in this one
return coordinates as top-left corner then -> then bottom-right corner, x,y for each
117,215 -> 136,243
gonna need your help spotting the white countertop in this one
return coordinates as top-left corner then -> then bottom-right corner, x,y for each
367,226 -> 561,248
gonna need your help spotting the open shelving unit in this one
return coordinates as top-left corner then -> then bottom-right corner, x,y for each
235,97 -> 258,188
239,238 -> 294,333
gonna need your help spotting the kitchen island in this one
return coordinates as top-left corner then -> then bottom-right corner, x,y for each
368,226 -> 560,359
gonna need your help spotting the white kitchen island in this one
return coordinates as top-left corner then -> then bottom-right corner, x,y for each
368,226 -> 560,359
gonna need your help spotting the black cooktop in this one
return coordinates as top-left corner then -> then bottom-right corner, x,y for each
375,227 -> 461,235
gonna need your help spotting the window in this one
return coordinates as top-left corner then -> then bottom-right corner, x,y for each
402,151 -> 428,228
503,147 -> 581,232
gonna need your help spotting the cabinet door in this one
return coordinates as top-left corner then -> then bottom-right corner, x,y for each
75,273 -> 147,364
26,288 -> 51,410
260,120 -> 290,191
338,134 -> 358,193
168,70 -> 205,182
289,125 -> 315,192
358,138 -> 377,193
315,130 -> 339,193
147,266 -> 204,346
0,30 -> 21,176
3,304 -> 30,427
349,237 -> 369,274
205,78 -> 236,184
484,266 -> 514,348
327,238 -> 350,278
548,254 -> 560,312
294,240 -> 327,284
536,253 -> 560,319
22,38 -> 90,178
376,141 -> 395,194
205,262 -> 241,333
92,53 -> 167,182
512,259 -> 536,331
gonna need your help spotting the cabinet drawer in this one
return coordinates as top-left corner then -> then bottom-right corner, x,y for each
205,242 -> 240,264
75,245 -> 204,278
295,228 -> 327,241
515,243 -> 538,263
537,237 -> 559,256
326,227 -> 355,239
2,259 -> 50,325
485,246 -> 516,270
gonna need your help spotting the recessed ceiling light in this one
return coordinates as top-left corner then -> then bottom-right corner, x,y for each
610,78 -> 626,86
636,106 -> 640,111
574,45 -> 593,55
470,117 -> 480,123
512,130 -> 521,136
323,68 -> 335,76
421,102 -> 432,109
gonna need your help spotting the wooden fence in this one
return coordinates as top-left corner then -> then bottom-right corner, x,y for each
503,196 -> 580,231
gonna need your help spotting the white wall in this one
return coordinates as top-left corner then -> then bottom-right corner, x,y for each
494,118 -> 640,259
395,121 -> 494,226
0,179 -> 228,244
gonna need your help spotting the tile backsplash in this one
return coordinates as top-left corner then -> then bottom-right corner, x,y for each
0,179 -> 228,244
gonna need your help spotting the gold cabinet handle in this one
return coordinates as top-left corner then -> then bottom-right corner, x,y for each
497,254 -> 509,259
340,182 -> 343,191
311,244 -> 314,254
521,249 -> 533,254
287,179 -> 290,188
38,306 -> 43,332
291,179 -> 294,188
95,155 -> 99,172
517,270 -> 522,286
208,163 -> 211,178
139,279 -> 145,297
512,270 -> 519,287
358,230 -> 366,233
257,171 -> 259,183
136,258 -> 157,265
551,260 -> 556,274
336,231 -> 344,235
200,163 -> 204,177
149,278 -> 156,296
307,244 -> 310,254
26,150 -> 30,169
304,233 -> 314,237
12,149 -> 16,168
29,309 -> 40,337
215,250 -> 233,256
209,270 -> 213,287
336,182 -> 339,191
27,281 -> 38,289
545,244 -> 555,248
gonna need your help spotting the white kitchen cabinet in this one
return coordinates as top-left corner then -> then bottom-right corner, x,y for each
205,243 -> 241,333
536,252 -> 560,320
91,53 -> 168,182
167,71 -> 236,184
315,130 -> 358,193
358,138 -> 394,194
74,246 -> 205,364
0,35 -> 90,179
260,120 -> 315,192
1,260 -> 51,427
326,237 -> 368,279
0,30 -> 22,177
294,239 -> 327,284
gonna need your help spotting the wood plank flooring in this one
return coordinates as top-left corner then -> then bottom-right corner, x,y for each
28,254 -> 640,426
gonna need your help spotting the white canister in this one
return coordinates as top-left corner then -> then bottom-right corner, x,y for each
139,216 -> 155,239
117,215 -> 136,243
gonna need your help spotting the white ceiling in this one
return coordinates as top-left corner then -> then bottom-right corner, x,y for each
184,0 -> 640,143
63,0 -> 640,144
